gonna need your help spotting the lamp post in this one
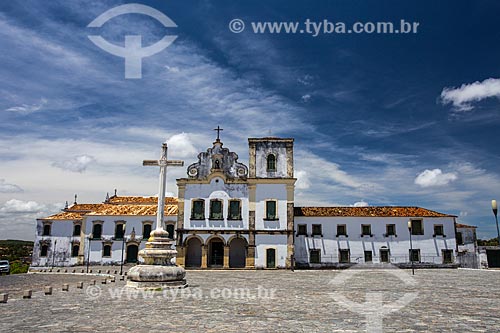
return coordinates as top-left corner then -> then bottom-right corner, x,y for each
86,234 -> 93,273
51,239 -> 57,268
120,224 -> 126,276
492,200 -> 500,246
408,220 -> 415,275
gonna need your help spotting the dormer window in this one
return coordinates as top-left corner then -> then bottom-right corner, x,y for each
267,154 -> 276,172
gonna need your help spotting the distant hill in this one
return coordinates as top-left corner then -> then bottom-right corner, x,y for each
478,238 -> 499,246
0,239 -> 33,262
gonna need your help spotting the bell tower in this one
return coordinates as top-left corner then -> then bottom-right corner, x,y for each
248,137 -> 294,178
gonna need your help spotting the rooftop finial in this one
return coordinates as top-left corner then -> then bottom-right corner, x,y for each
213,125 -> 223,142
74,194 -> 77,204
114,188 -> 117,197
64,201 -> 69,210
105,192 -> 110,202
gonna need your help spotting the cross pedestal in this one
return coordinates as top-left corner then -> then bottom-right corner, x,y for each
127,143 -> 187,289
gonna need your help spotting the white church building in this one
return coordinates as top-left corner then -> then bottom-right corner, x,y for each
31,133 -> 459,269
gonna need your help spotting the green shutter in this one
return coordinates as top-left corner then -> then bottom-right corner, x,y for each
266,201 -> 276,220
229,201 -> 240,219
211,200 -> 223,219
193,201 -> 204,219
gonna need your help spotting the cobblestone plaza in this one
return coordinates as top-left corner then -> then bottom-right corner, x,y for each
1,268 -> 500,332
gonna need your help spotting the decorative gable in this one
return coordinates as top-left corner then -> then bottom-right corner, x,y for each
187,139 -> 248,180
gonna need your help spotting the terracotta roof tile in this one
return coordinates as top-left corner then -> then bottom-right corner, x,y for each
41,197 -> 179,219
107,196 -> 178,205
43,211 -> 84,220
87,204 -> 178,216
294,206 -> 455,218
456,223 -> 477,229
66,204 -> 106,212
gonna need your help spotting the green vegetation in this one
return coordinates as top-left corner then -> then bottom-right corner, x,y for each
0,240 -> 33,274
477,238 -> 499,246
9,261 -> 29,274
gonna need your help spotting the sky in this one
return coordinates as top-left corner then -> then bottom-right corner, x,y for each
1,0 -> 500,240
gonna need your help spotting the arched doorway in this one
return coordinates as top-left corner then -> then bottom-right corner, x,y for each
208,237 -> 224,267
126,244 -> 139,263
229,238 -> 247,268
185,237 -> 202,268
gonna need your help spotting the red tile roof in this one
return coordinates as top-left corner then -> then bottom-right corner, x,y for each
294,206 -> 455,218
43,211 -> 85,220
41,196 -> 178,219
87,204 -> 178,216
66,204 -> 106,212
106,196 -> 178,205
456,223 -> 477,229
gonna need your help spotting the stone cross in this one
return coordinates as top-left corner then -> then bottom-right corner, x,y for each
214,125 -> 223,141
143,143 -> 184,231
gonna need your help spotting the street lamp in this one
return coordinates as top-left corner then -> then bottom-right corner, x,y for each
408,220 -> 415,275
86,233 -> 93,273
120,224 -> 126,275
492,200 -> 500,246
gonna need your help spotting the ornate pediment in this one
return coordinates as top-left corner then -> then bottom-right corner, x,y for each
187,140 -> 248,180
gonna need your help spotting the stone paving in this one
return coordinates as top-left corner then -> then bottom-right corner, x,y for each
1,268 -> 500,332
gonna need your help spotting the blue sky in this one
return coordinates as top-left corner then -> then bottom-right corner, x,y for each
1,0 -> 500,240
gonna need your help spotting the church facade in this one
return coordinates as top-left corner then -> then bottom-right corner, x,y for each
174,137 -> 295,269
31,134 -> 459,269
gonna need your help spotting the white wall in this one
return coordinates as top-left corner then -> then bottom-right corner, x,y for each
32,219 -> 82,267
255,234 -> 288,268
294,216 -> 456,265
457,227 -> 477,253
255,183 -> 288,230
82,215 -> 176,265
184,177 -> 249,230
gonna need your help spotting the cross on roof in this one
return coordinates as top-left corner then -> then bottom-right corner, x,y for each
214,125 -> 223,141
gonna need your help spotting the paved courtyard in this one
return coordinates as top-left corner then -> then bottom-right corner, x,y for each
1,268 -> 500,332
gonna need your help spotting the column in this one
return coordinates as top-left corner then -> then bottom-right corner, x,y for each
246,245 -> 255,268
201,245 -> 208,268
223,245 -> 229,269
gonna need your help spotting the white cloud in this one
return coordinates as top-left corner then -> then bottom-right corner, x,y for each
0,199 -> 62,240
297,74 -> 314,86
295,170 -> 311,190
52,155 -> 96,173
0,179 -> 23,193
5,98 -> 47,114
0,199 -> 46,213
301,94 -> 311,103
440,78 -> 500,111
166,133 -> 198,158
414,169 -> 458,187
165,65 -> 180,73
351,201 -> 369,207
